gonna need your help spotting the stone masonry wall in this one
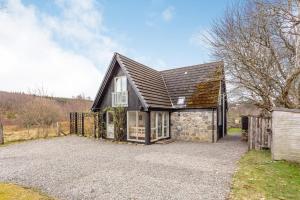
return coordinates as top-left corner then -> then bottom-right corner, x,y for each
171,110 -> 217,142
272,108 -> 300,163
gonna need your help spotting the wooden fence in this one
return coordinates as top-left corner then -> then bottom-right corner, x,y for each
248,116 -> 272,150
69,112 -> 103,138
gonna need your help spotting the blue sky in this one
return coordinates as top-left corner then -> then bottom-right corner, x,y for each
0,0 -> 235,98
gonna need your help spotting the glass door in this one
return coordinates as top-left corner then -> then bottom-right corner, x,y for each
151,112 -> 169,141
106,111 -> 114,139
157,112 -> 163,138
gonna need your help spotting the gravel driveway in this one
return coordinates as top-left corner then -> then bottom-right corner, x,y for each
0,135 -> 247,200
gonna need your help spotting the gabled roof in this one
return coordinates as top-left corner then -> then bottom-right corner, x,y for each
161,61 -> 223,108
92,53 -> 224,111
117,54 -> 172,108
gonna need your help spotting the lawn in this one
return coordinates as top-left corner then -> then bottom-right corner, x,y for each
230,150 -> 300,200
227,127 -> 242,135
0,183 -> 54,200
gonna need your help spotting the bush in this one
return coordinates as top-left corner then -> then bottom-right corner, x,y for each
20,98 -> 63,127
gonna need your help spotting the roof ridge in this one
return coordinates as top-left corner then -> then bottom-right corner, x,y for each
160,61 -> 223,72
116,52 -> 159,73
160,72 -> 174,107
115,53 -> 150,109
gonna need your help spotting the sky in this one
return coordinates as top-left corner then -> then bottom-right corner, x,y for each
0,0 -> 234,99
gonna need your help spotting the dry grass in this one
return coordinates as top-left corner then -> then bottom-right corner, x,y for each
3,122 -> 69,144
0,183 -> 54,200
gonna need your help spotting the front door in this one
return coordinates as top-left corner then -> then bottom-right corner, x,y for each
106,111 -> 114,139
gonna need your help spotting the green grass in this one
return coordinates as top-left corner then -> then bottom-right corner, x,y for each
0,183 -> 54,200
227,127 -> 242,135
230,150 -> 300,200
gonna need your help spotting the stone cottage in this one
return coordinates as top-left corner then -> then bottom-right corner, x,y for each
92,53 -> 227,144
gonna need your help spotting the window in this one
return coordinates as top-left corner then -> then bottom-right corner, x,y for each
151,112 -> 156,140
114,76 -> 127,92
150,111 -> 169,142
127,111 -> 145,142
112,76 -> 128,107
177,96 -> 185,105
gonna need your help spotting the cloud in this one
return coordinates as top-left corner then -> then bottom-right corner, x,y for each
0,0 -> 123,98
162,6 -> 174,22
189,29 -> 212,48
189,29 -> 214,62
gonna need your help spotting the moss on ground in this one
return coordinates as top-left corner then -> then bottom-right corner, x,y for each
0,183 -> 54,200
230,150 -> 300,200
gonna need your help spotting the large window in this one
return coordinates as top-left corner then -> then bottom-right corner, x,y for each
114,76 -> 127,92
151,111 -> 169,142
127,111 -> 145,142
112,76 -> 128,107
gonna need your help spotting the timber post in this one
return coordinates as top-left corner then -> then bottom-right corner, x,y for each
0,122 -> 3,145
145,111 -> 151,145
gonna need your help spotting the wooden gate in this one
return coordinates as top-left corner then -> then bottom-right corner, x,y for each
248,116 -> 272,150
70,112 -> 104,138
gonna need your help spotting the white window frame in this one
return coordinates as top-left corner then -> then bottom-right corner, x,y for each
127,111 -> 145,142
150,111 -> 169,142
112,76 -> 128,107
114,76 -> 127,92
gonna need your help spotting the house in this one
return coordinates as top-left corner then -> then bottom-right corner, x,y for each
91,53 -> 227,144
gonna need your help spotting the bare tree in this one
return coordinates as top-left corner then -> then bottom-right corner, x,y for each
209,0 -> 300,112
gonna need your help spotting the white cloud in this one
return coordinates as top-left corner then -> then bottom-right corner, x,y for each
189,29 -> 212,48
162,6 -> 174,22
0,0 -> 123,98
189,29 -> 214,63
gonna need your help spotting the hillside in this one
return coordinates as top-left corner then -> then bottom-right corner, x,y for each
0,91 -> 92,126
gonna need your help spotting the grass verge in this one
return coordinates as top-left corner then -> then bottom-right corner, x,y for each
227,127 -> 242,135
230,150 -> 300,200
0,183 -> 54,200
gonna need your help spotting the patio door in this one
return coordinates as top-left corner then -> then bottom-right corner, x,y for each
157,112 -> 163,138
151,112 -> 169,142
106,111 -> 114,139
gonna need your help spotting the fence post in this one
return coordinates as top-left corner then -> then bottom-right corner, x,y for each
75,113 -> 78,135
0,122 -> 3,145
93,113 -> 97,138
248,116 -> 252,150
70,113 -> 72,134
56,122 -> 60,136
82,114 -> 84,136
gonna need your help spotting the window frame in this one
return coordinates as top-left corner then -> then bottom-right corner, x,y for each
114,76 -> 127,92
150,111 -> 169,142
127,111 -> 146,142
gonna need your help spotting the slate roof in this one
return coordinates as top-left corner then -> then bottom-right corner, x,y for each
117,54 -> 172,108
92,53 -> 224,110
161,62 -> 223,108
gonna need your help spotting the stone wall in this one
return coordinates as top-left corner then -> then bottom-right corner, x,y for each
171,110 -> 217,142
272,108 -> 300,163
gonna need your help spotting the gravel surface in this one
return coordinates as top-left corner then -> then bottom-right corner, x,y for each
0,135 -> 247,200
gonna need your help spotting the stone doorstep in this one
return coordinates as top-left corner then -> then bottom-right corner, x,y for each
155,139 -> 176,144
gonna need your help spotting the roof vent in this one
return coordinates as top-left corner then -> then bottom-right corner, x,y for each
184,72 -> 187,75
